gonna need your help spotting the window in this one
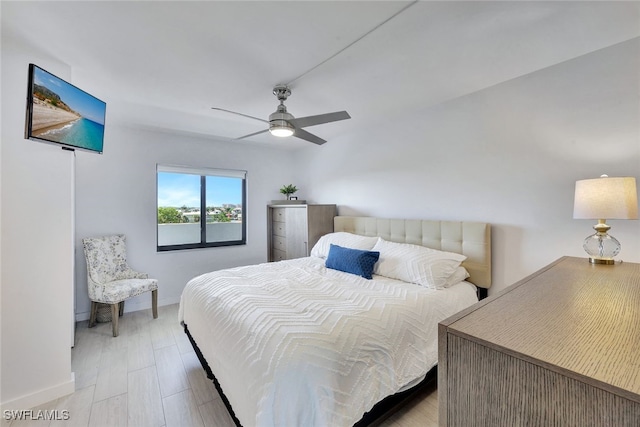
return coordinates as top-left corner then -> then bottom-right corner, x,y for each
157,165 -> 246,251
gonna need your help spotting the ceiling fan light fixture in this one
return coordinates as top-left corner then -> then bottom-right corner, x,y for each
269,120 -> 294,137
216,84 -> 350,144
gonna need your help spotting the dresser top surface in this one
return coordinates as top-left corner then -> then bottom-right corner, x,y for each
446,256 -> 640,396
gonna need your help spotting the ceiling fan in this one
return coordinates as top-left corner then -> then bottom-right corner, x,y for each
212,84 -> 350,145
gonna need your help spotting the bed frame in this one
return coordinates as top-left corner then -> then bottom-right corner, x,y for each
184,216 -> 492,426
334,216 -> 492,297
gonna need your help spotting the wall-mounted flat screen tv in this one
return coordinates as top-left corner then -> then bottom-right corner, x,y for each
25,63 -> 106,154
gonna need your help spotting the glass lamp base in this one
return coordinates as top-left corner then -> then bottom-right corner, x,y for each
583,232 -> 620,265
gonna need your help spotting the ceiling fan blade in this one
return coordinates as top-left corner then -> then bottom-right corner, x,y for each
289,111 -> 350,129
211,107 -> 268,124
294,128 -> 326,145
236,129 -> 269,140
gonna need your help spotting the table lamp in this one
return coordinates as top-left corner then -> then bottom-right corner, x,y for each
573,175 -> 638,264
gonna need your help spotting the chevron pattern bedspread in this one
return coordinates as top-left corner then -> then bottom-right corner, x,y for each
179,257 -> 478,427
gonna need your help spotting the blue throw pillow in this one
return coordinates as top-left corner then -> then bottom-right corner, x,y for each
325,244 -> 380,280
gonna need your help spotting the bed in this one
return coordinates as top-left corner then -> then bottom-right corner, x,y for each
179,216 -> 491,426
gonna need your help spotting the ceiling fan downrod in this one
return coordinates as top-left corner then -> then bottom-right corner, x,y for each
269,84 -> 295,136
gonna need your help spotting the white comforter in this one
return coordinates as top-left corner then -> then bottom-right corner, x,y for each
178,257 -> 478,427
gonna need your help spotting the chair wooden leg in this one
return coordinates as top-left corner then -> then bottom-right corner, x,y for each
111,303 -> 120,337
89,301 -> 98,328
152,289 -> 158,319
119,301 -> 124,317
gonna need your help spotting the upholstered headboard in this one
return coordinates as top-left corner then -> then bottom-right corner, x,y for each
333,216 -> 492,289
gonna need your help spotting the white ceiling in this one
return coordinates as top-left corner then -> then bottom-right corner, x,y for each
3,1 -> 639,149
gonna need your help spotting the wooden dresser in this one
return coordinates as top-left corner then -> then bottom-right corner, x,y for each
267,204 -> 336,261
439,256 -> 640,426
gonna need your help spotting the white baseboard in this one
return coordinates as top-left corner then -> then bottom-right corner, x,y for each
74,296 -> 181,322
1,373 -> 75,413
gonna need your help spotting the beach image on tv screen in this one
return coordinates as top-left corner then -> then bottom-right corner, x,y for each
31,66 -> 105,152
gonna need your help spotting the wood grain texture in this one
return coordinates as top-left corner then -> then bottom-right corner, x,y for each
88,394 -> 127,427
127,366 -> 165,427
267,204 -> 336,261
446,335 -> 640,426
155,345 -> 190,398
162,390 -> 205,427
440,257 -> 640,426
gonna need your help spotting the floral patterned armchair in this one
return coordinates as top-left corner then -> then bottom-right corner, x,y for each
82,234 -> 158,337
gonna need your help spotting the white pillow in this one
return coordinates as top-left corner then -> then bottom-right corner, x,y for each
371,238 -> 466,289
443,266 -> 470,288
310,232 -> 379,259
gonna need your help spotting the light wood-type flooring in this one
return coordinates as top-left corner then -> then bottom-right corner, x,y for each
3,304 -> 438,427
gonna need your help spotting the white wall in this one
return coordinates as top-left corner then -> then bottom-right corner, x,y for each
74,125 -> 296,320
2,16 -> 637,412
1,34 -> 75,410
294,38 -> 640,294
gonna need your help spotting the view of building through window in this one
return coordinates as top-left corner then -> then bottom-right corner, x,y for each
157,165 -> 246,250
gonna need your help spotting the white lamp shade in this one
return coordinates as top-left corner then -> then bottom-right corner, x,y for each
573,177 -> 638,220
